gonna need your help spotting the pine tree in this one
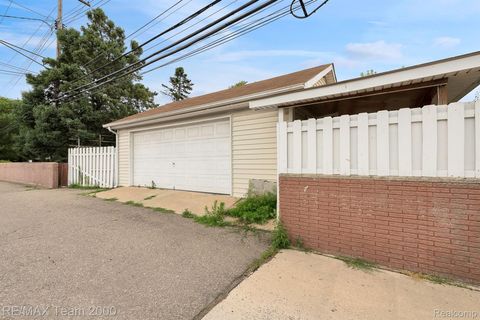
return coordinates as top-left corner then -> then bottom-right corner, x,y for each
161,67 -> 193,101
229,80 -> 248,89
15,9 -> 156,161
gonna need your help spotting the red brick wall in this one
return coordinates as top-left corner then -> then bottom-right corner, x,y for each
279,175 -> 480,284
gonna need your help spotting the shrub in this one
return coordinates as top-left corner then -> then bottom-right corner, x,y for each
227,193 -> 276,224
271,221 -> 290,249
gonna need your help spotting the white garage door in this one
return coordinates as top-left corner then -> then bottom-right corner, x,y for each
132,118 -> 231,194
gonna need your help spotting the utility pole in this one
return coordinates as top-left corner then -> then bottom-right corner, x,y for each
55,0 -> 91,58
56,0 -> 62,58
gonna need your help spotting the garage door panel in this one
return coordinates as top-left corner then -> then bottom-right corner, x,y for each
132,118 -> 231,194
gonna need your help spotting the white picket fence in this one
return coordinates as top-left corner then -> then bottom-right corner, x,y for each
68,146 -> 117,187
277,101 -> 480,178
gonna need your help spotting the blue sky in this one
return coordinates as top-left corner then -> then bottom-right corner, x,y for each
0,0 -> 479,104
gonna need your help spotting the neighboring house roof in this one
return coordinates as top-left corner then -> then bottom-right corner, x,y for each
105,64 -> 334,128
250,51 -> 480,109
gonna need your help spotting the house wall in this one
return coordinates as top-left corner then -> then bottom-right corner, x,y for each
118,129 -> 130,186
231,108 -> 278,197
116,107 -> 279,197
279,174 -> 480,284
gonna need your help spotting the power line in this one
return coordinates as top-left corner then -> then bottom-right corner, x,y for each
0,14 -> 53,26
0,68 -> 32,75
73,0 -> 223,86
0,60 -> 35,73
0,39 -> 48,59
125,0 -> 184,39
59,0 -> 267,99
59,0 -> 285,102
0,0 -> 12,25
142,0 -> 255,54
63,0 -> 111,25
0,40 -> 47,67
3,6 -> 56,92
60,0 -> 322,103
8,0 -> 51,19
78,0 -> 194,72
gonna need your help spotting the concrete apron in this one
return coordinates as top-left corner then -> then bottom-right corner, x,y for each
204,250 -> 480,320
95,187 -> 239,215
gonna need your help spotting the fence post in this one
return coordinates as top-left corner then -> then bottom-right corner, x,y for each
448,103 -> 465,177
398,108 -> 412,176
339,115 -> 350,175
277,122 -> 287,173
476,100 -> 480,178
292,120 -> 302,173
376,110 -> 389,176
357,113 -> 369,175
323,117 -> 333,175
307,118 -> 317,174
422,105 -> 438,177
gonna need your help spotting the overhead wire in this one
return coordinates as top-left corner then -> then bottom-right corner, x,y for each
79,0 -> 194,71
0,40 -> 47,67
0,0 -> 12,25
58,0 -> 269,99
72,0 -> 223,86
8,0 -> 50,19
58,0 -> 323,103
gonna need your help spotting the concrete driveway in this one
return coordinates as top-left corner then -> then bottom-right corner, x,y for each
0,182 -> 269,319
204,250 -> 480,320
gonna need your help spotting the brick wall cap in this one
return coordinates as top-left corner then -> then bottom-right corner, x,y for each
280,173 -> 480,184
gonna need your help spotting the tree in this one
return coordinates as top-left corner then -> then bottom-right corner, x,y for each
360,69 -> 377,77
161,67 -> 193,101
0,97 -> 21,161
229,80 -> 248,89
15,9 -> 156,161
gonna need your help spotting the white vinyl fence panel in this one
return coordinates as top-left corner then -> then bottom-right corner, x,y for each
277,101 -> 480,178
68,146 -> 116,187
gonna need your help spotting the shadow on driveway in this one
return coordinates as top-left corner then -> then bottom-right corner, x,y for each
0,182 -> 270,319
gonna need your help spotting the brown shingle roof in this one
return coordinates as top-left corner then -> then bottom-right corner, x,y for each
109,64 -> 331,126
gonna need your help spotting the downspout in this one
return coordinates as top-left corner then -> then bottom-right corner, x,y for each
106,126 -> 119,188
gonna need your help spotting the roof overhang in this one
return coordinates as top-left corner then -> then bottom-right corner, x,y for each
249,51 -> 480,110
104,83 -> 305,130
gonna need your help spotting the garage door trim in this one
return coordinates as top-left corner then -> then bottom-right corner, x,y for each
128,115 -> 232,195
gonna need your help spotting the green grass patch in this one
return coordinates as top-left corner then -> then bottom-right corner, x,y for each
182,209 -> 195,218
194,201 -> 230,227
409,272 -> 451,285
125,200 -> 144,207
337,256 -> 377,271
250,221 -> 290,270
271,221 -> 290,249
152,207 -> 175,214
143,195 -> 157,201
0,160 -> 11,163
251,246 -> 278,271
69,184 -> 103,190
226,193 -> 276,224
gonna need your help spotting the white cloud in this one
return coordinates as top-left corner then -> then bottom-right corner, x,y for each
434,36 -> 461,48
346,40 -> 403,60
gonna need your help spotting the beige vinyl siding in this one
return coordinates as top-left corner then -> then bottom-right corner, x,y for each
115,108 -> 279,195
117,129 -> 130,186
232,108 -> 277,197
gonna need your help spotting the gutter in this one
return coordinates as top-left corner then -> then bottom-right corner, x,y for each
106,126 -> 119,188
